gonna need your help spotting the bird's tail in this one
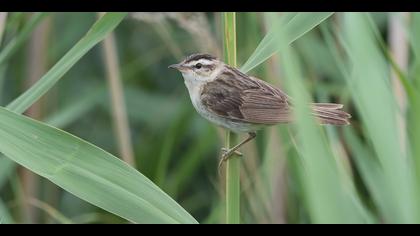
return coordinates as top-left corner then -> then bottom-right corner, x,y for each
310,103 -> 351,126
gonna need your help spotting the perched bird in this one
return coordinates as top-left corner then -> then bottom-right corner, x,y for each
169,53 -> 351,168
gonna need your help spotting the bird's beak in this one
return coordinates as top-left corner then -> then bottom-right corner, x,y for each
168,63 -> 187,72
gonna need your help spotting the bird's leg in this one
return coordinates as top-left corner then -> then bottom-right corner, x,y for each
218,132 -> 257,170
221,148 -> 243,156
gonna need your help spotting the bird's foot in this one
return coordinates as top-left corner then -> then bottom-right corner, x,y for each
221,148 -> 243,157
218,148 -> 243,172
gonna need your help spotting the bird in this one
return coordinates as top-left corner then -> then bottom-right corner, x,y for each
169,53 -> 351,169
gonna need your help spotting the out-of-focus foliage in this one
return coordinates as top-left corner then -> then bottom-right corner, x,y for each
0,12 -> 419,224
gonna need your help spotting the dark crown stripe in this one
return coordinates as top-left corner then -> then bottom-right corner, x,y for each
184,53 -> 216,63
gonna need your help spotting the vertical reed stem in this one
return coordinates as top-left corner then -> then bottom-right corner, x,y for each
0,12 -> 8,44
21,13 -> 51,223
98,12 -> 136,167
222,12 -> 240,224
388,12 -> 409,156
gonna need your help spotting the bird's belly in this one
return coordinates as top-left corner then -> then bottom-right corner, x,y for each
185,80 -> 264,133
190,96 -> 262,133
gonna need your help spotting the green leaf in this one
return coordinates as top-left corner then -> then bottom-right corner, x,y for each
0,85 -> 104,191
322,15 -> 420,223
0,106 -> 197,223
343,128 -> 392,220
365,14 -> 416,102
0,12 -> 128,212
0,198 -> 14,224
408,14 -> 420,174
277,22 -> 372,223
0,156 -> 14,189
240,12 -> 334,73
409,12 -> 420,89
342,13 -> 419,223
0,13 -> 48,66
223,12 -> 240,224
408,94 -> 420,190
0,12 -> 197,224
7,13 -> 126,114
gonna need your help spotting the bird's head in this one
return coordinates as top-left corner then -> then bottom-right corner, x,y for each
169,53 -> 223,83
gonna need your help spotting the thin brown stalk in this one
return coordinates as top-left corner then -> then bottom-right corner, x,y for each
389,12 -> 409,155
240,137 -> 272,223
98,13 -> 136,167
21,13 -> 51,223
0,12 -> 8,104
0,12 -> 8,44
265,127 -> 287,224
263,13 -> 288,223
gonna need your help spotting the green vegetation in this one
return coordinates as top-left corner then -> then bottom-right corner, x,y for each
0,12 -> 419,224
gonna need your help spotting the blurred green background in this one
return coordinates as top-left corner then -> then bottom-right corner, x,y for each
0,12 -> 419,224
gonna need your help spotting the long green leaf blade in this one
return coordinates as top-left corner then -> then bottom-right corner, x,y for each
408,13 -> 420,186
277,17 -> 372,223
0,13 -> 48,66
0,106 -> 197,223
342,13 -> 419,223
240,12 -> 333,73
7,13 -> 126,114
0,198 -> 14,224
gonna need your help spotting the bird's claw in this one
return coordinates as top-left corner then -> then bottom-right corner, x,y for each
221,148 -> 243,157
218,148 -> 243,173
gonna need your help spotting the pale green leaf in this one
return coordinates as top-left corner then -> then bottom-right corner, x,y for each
0,106 -> 197,223
0,13 -> 48,66
240,12 -> 334,73
7,13 -> 126,114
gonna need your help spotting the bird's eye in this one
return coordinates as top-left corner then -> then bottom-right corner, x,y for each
195,63 -> 202,69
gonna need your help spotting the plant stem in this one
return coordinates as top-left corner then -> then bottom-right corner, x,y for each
0,12 -> 8,45
223,12 -> 240,224
98,12 -> 136,167
21,12 -> 51,223
0,12 -> 47,66
388,12 -> 409,156
0,12 -> 8,105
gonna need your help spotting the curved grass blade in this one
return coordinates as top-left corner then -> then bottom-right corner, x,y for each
0,12 -> 197,224
0,13 -> 128,215
342,13 -> 418,223
0,85 -> 105,192
240,12 -> 333,73
0,13 -> 48,66
277,22 -> 373,223
0,106 -> 197,223
0,198 -> 13,224
323,18 -> 418,223
0,156 -> 15,189
408,13 -> 420,189
7,13 -> 126,114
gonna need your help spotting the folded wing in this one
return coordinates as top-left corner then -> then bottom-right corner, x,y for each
200,67 -> 292,124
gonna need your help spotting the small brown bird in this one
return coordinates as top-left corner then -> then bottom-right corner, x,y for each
169,53 -> 350,168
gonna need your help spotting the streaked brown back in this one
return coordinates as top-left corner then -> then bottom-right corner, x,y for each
200,65 -> 351,126
200,66 -> 293,124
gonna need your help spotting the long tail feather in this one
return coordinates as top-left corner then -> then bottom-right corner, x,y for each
310,103 -> 351,126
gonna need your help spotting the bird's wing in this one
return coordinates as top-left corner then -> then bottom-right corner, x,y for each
200,67 -> 292,124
